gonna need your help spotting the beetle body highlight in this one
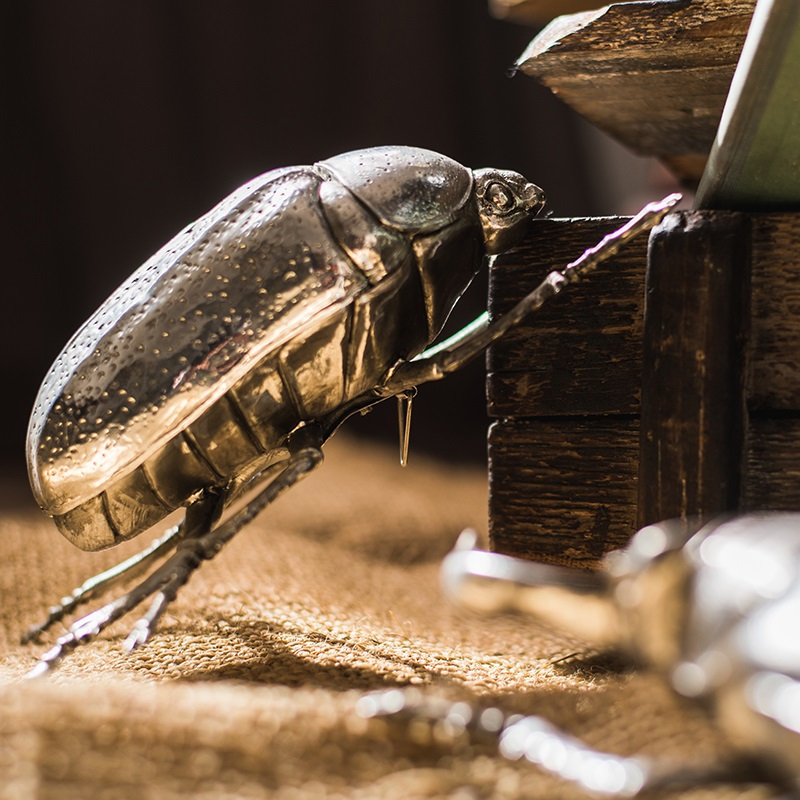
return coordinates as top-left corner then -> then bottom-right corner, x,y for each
27,146 -> 545,551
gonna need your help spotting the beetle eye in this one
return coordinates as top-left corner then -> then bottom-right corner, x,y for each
486,182 -> 515,213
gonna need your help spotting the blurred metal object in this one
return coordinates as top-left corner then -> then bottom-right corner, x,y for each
696,0 -> 800,209
22,141 -> 678,674
433,514 -> 800,793
358,682 -> 743,797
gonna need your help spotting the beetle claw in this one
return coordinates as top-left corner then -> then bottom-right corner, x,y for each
123,590 -> 174,652
122,620 -> 152,652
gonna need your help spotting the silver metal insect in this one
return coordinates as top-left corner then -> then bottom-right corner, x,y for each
23,144 -> 679,675
363,514 -> 800,796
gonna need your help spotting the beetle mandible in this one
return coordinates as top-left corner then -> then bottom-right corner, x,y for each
24,145 -> 679,674
362,514 -> 800,795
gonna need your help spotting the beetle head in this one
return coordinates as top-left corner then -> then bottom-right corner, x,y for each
473,169 -> 545,255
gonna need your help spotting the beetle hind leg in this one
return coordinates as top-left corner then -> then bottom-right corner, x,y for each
25,436 -> 324,677
21,520 -> 187,645
121,438 -> 324,652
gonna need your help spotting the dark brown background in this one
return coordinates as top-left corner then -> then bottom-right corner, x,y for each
1,0 -> 633,478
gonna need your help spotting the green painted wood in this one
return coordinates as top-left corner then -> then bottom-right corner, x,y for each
697,0 -> 800,210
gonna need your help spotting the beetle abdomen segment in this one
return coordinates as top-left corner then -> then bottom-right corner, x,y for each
346,256 -> 429,398
228,359 -> 299,452
278,308 -> 351,420
144,431 -> 218,510
184,393 -> 263,478
104,465 -> 171,537
54,495 -> 117,550
53,461 -> 174,551
53,384 -> 280,550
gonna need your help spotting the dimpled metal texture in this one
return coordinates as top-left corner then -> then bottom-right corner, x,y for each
29,168 -> 362,516
27,146 -> 517,550
319,146 -> 472,234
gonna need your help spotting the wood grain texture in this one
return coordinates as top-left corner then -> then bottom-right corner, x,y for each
487,216 -> 647,417
488,210 -> 800,565
516,0 -> 754,182
744,417 -> 800,511
749,215 -> 800,410
489,418 -> 639,567
638,211 -> 750,527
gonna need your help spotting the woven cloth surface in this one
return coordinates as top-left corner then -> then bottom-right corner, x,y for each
0,436 -> 773,799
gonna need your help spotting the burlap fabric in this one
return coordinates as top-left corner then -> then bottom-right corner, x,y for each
0,437 -> 773,799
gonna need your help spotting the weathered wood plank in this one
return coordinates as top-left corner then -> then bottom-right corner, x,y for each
489,413 -> 800,566
516,0 -> 754,182
749,215 -> 800,410
744,417 -> 800,511
638,211 -> 750,527
489,213 -> 800,415
489,418 -> 639,567
487,216 -> 647,417
487,210 -> 800,566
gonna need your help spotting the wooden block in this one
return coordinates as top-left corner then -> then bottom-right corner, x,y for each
488,216 -> 647,418
488,211 -> 800,566
487,216 -> 648,566
515,0 -> 754,183
638,211 -> 750,528
749,215 -> 800,410
744,417 -> 800,511
489,418 -> 639,568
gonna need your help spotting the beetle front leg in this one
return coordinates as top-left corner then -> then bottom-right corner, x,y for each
379,193 -> 681,396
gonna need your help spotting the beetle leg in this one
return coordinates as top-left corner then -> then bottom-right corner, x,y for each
378,193 -> 681,396
26,433 -> 324,676
123,439 -> 323,652
25,490 -> 226,677
21,520 -> 187,644
358,688 -> 762,797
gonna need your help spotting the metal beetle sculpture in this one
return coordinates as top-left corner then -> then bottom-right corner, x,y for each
363,514 -> 800,796
24,145 -> 678,674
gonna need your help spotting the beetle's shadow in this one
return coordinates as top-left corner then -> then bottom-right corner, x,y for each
544,650 -> 631,679
168,621 -> 639,741
170,619 -> 434,690
165,618 -> 631,694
